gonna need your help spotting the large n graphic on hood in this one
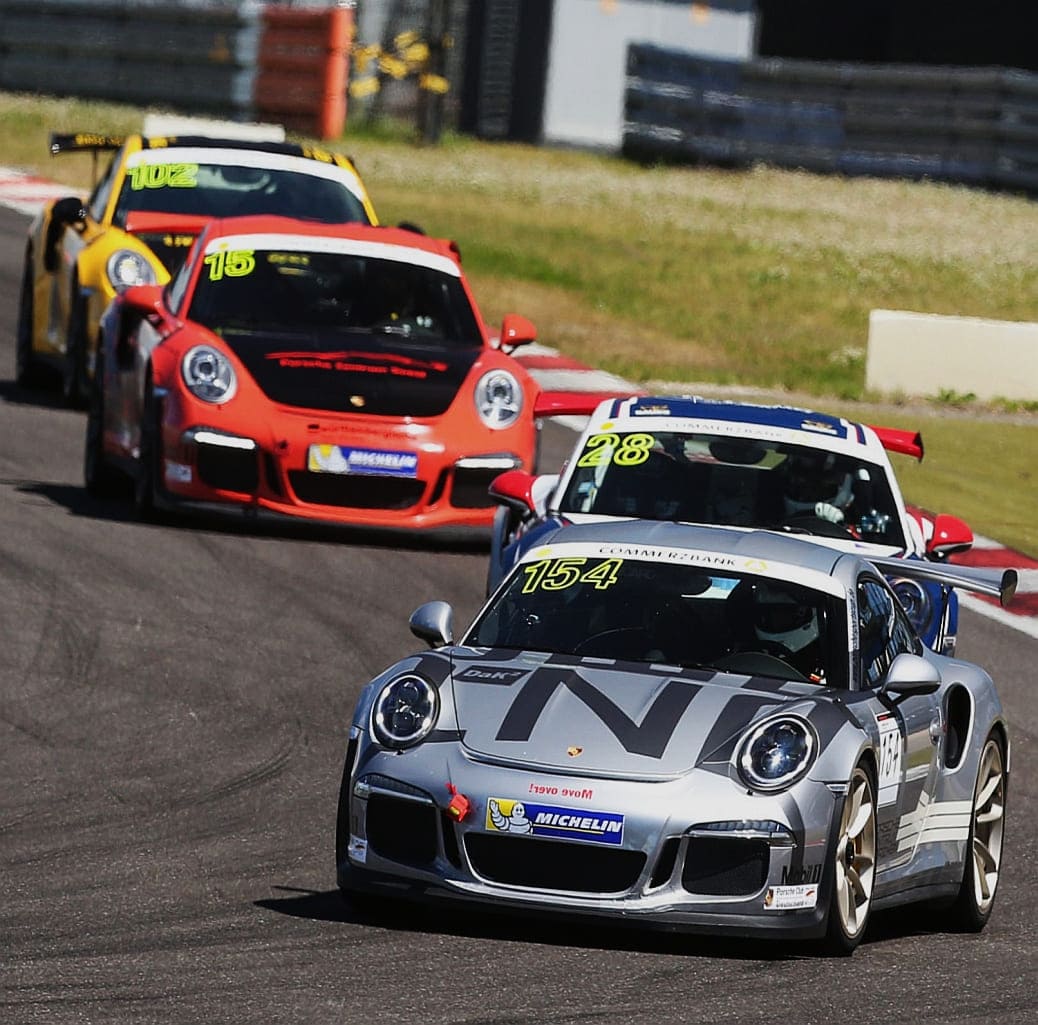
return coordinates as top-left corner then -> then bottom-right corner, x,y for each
495,668 -> 701,759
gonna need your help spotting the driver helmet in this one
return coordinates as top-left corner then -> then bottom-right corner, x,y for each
783,449 -> 853,513
753,583 -> 819,653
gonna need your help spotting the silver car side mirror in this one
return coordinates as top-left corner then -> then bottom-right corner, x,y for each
881,652 -> 941,697
409,600 -> 454,649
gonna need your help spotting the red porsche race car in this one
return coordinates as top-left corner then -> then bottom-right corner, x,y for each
83,216 -> 555,532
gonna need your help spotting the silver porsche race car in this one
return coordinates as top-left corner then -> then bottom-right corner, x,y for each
336,520 -> 1014,953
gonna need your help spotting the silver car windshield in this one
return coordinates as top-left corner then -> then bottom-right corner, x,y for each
468,556 -> 846,687
558,431 -> 906,547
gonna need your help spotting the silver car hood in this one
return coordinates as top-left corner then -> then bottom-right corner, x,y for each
448,649 -> 819,780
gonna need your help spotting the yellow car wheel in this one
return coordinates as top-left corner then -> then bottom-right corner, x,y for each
15,251 -> 45,388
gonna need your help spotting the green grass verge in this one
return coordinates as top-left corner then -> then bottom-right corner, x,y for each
2,93 -> 1035,556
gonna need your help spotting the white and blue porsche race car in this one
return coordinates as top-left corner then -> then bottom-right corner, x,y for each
336,520 -> 1014,953
487,396 -> 975,654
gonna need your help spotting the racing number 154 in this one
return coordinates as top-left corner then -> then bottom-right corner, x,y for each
879,726 -> 902,787
521,558 -> 623,593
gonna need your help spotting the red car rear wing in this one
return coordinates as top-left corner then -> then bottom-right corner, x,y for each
870,425 -> 924,461
533,391 -> 613,419
124,211 -> 214,236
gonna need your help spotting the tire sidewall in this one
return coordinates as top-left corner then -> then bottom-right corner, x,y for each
824,762 -> 877,955
951,732 -> 1007,931
15,251 -> 38,386
133,382 -> 161,518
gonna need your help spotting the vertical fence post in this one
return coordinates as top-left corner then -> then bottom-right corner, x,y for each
419,0 -> 452,144
320,3 -> 353,140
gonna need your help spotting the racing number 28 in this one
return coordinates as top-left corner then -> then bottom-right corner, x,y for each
576,433 -> 655,468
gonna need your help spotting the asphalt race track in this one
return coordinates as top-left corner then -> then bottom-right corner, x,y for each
2,202 -> 1037,1025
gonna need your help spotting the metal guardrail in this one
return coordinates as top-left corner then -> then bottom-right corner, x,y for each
0,0 -> 263,116
0,0 -> 453,140
623,45 -> 1038,195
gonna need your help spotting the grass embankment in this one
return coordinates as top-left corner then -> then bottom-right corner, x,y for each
2,93 -> 1035,555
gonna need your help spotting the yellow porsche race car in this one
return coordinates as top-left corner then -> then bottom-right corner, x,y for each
15,129 -> 378,405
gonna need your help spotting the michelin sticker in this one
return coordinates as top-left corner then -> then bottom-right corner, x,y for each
486,798 -> 624,845
308,445 -> 419,478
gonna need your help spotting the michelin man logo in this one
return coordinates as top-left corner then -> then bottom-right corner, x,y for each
487,798 -> 532,834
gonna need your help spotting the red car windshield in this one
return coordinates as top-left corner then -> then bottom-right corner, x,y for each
186,248 -> 484,346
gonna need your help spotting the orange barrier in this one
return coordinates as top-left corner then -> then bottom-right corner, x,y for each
254,5 -> 352,140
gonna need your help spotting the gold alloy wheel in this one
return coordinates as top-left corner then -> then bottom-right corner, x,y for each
969,738 -> 1006,913
834,766 -> 877,941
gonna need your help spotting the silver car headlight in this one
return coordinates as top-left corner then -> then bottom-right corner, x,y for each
372,674 -> 440,749
738,716 -> 816,792
182,345 -> 237,404
890,578 -> 932,633
475,369 -> 523,429
106,249 -> 157,292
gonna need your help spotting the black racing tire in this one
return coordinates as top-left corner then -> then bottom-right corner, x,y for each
823,762 -> 877,956
133,381 -> 163,521
83,353 -> 124,498
15,249 -> 46,389
62,286 -> 90,408
946,732 -> 1007,933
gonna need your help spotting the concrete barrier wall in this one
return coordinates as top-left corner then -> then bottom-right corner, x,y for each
866,309 -> 1038,401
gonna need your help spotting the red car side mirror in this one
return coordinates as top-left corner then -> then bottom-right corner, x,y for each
927,513 -> 974,558
489,469 -> 539,517
121,283 -> 165,313
499,313 -> 537,352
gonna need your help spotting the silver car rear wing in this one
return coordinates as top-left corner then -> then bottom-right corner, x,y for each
869,556 -> 1017,608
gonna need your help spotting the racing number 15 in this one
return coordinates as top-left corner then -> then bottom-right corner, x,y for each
204,250 -> 256,282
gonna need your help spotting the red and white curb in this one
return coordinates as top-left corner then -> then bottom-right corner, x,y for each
5,173 -> 1034,634
517,343 -> 641,399
0,167 -> 71,217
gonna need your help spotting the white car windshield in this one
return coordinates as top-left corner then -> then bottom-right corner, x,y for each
558,431 -> 906,548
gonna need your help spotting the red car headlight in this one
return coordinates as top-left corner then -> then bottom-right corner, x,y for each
182,345 -> 237,404
475,369 -> 523,429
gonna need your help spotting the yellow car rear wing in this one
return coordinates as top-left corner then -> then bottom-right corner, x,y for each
49,132 -> 126,156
